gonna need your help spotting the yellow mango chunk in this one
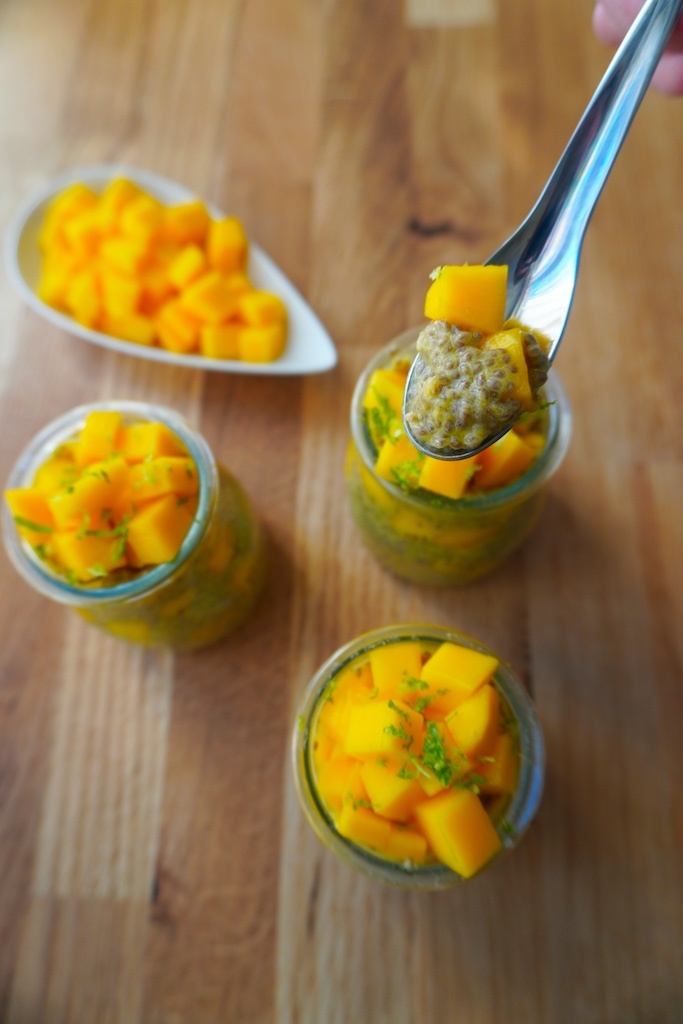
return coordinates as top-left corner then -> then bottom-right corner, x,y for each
73,412 -> 123,467
102,312 -> 156,347
64,270 -> 101,328
362,368 -> 406,449
140,264 -> 174,314
167,244 -> 207,290
100,271 -> 142,319
51,530 -> 126,582
420,641 -> 498,714
360,761 -> 427,823
100,235 -> 150,276
163,201 -> 210,246
418,454 -> 479,500
98,178 -> 142,218
207,216 -> 248,274
477,732 -> 518,795
445,683 -> 500,757
179,272 -> 238,324
475,431 -> 536,490
344,699 -> 423,760
4,488 -> 55,547
48,455 -> 130,529
374,433 -> 422,486
238,324 -> 287,363
314,753 -> 357,814
117,423 -> 185,464
415,788 -> 502,878
385,825 -> 428,864
369,640 -> 423,696
482,328 -> 533,409
32,449 -> 79,494
119,194 -> 164,242
127,456 -> 199,505
337,803 -> 392,854
237,290 -> 287,327
155,300 -> 201,354
62,211 -> 102,259
126,494 -> 195,568
199,323 -> 241,360
424,264 -> 507,334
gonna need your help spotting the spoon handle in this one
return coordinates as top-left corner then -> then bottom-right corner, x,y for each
496,0 -> 683,349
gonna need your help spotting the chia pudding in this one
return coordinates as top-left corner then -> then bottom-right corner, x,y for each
405,321 -> 550,451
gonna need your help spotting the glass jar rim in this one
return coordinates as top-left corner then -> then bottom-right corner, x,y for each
292,622 -> 545,889
2,400 -> 217,607
350,326 -> 572,512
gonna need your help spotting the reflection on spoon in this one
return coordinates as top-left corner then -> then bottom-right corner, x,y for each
403,0 -> 683,461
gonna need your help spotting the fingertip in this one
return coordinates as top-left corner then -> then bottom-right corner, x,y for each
592,3 -> 623,48
651,52 -> 683,95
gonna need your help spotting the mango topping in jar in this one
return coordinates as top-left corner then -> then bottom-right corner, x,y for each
2,402 -> 266,650
293,624 -> 544,889
346,329 -> 571,586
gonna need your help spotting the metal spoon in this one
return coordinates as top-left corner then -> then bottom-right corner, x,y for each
403,0 -> 683,460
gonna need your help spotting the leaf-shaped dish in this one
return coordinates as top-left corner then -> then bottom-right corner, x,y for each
4,164 -> 337,375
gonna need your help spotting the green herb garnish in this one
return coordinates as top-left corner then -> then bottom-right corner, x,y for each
13,516 -> 54,535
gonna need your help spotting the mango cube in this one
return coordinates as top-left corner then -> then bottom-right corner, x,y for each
74,411 -> 123,467
155,301 -> 201,353
424,264 -> 507,334
369,641 -> 423,696
420,641 -> 498,714
483,328 -> 533,409
344,699 -> 423,760
475,431 -> 536,490
117,423 -> 185,464
337,803 -> 392,853
128,456 -> 199,505
418,454 -> 479,500
126,494 -> 195,568
207,216 -> 248,274
50,530 -> 126,582
477,732 -> 518,795
100,271 -> 142,319
48,455 -> 130,529
374,433 -> 422,487
179,272 -> 238,324
163,201 -> 210,246
415,788 -> 502,878
385,825 -> 428,864
4,488 -> 55,547
103,312 -> 155,347
199,324 -> 241,360
445,683 -> 500,757
238,324 -> 286,363
360,761 -> 427,823
237,290 -> 287,327
167,244 -> 207,290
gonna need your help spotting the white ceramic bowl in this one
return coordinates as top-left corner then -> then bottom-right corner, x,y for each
5,164 -> 337,375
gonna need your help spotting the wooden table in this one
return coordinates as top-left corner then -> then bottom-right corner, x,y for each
1,0 -> 682,1021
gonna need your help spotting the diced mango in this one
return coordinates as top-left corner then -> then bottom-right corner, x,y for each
50,530 -> 126,582
99,178 -> 142,217
237,290 -> 287,327
199,324 -> 241,360
418,454 -> 479,500
344,699 -> 423,760
421,641 -> 498,711
424,264 -> 508,334
32,450 -> 79,495
369,641 -> 423,696
360,761 -> 427,823
415,787 -> 502,878
100,271 -> 142,319
179,272 -> 238,324
163,201 -> 210,246
119,194 -> 164,242
100,235 -> 150,276
74,411 -> 123,467
374,433 -> 422,486
337,803 -> 392,853
48,455 -> 130,529
126,494 -> 195,568
4,488 -> 55,547
475,431 -> 536,490
445,683 -> 500,757
477,732 -> 518,795
167,244 -> 207,290
314,753 -> 357,813
385,825 -> 428,864
127,456 -> 199,505
64,270 -> 101,328
117,423 -> 185,463
482,328 -> 533,409
207,216 -> 248,274
155,300 -> 201,354
362,368 -> 406,449
102,312 -> 156,347
238,324 -> 287,363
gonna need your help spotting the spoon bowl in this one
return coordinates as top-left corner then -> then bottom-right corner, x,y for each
403,0 -> 683,460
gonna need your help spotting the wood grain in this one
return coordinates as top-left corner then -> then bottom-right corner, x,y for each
0,0 -> 682,1021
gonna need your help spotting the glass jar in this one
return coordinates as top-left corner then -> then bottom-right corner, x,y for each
2,401 -> 266,651
292,623 -> 544,890
346,328 -> 572,585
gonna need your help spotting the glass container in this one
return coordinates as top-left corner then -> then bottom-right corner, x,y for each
292,623 -> 544,889
346,328 -> 572,585
2,401 -> 266,650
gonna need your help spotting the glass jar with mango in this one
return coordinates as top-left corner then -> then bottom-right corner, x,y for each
292,623 -> 544,889
2,401 -> 266,650
346,328 -> 572,586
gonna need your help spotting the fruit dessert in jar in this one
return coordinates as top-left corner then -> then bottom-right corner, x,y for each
293,623 -> 544,889
346,327 -> 571,585
3,402 -> 266,650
